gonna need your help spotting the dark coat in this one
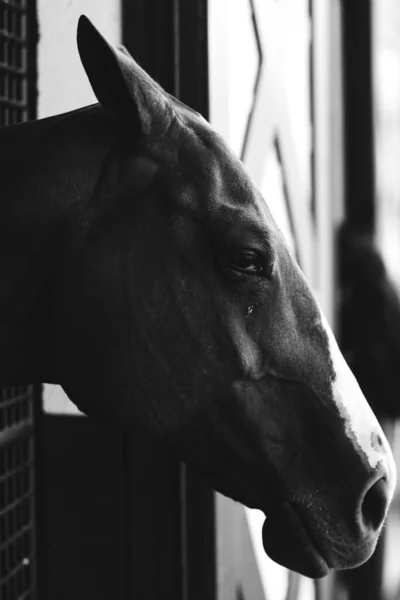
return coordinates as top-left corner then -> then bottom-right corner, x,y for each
339,225 -> 400,418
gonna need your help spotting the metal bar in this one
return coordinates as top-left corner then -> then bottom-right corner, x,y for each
0,460 -> 34,485
0,64 -> 27,75
0,394 -> 30,411
0,423 -> 32,451
1,559 -> 35,590
0,30 -> 26,43
0,96 -> 26,108
0,520 -> 33,550
0,2 -> 27,12
342,0 -> 375,231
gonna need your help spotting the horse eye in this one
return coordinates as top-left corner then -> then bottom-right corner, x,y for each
228,249 -> 268,275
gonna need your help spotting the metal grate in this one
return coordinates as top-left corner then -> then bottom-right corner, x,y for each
0,0 -> 29,127
0,1 -> 37,599
0,388 -> 35,600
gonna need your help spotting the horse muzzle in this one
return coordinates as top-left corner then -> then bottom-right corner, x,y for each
262,456 -> 395,579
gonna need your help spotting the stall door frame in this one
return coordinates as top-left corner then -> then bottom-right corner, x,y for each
0,1 -> 39,598
122,2 -> 216,599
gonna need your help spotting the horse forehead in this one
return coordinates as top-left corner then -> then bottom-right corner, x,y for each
175,123 -> 262,214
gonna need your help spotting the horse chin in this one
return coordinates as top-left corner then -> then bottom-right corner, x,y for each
262,502 -> 331,579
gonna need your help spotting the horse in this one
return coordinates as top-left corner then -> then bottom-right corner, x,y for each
0,15 -> 396,579
339,224 -> 400,419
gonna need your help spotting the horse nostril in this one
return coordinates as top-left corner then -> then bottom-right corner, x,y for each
361,477 -> 388,531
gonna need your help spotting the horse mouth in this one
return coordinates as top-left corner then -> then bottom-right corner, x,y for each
262,501 -> 331,579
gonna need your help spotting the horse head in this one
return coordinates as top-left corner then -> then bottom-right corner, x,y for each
40,16 -> 396,578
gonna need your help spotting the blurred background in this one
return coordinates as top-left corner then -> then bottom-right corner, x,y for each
1,0 -> 400,599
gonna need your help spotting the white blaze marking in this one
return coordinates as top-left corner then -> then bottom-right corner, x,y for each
320,313 -> 396,489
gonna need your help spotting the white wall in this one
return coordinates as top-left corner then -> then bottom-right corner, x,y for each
37,0 -> 121,413
38,0 -> 121,118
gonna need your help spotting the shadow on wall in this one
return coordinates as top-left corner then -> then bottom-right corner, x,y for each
236,585 -> 245,600
339,223 -> 400,419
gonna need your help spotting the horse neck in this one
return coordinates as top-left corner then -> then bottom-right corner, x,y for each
0,104 -> 117,384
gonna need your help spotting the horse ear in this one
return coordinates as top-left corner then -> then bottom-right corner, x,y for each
77,15 -> 173,137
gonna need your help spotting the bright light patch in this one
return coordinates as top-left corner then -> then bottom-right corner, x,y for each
320,313 -> 396,495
